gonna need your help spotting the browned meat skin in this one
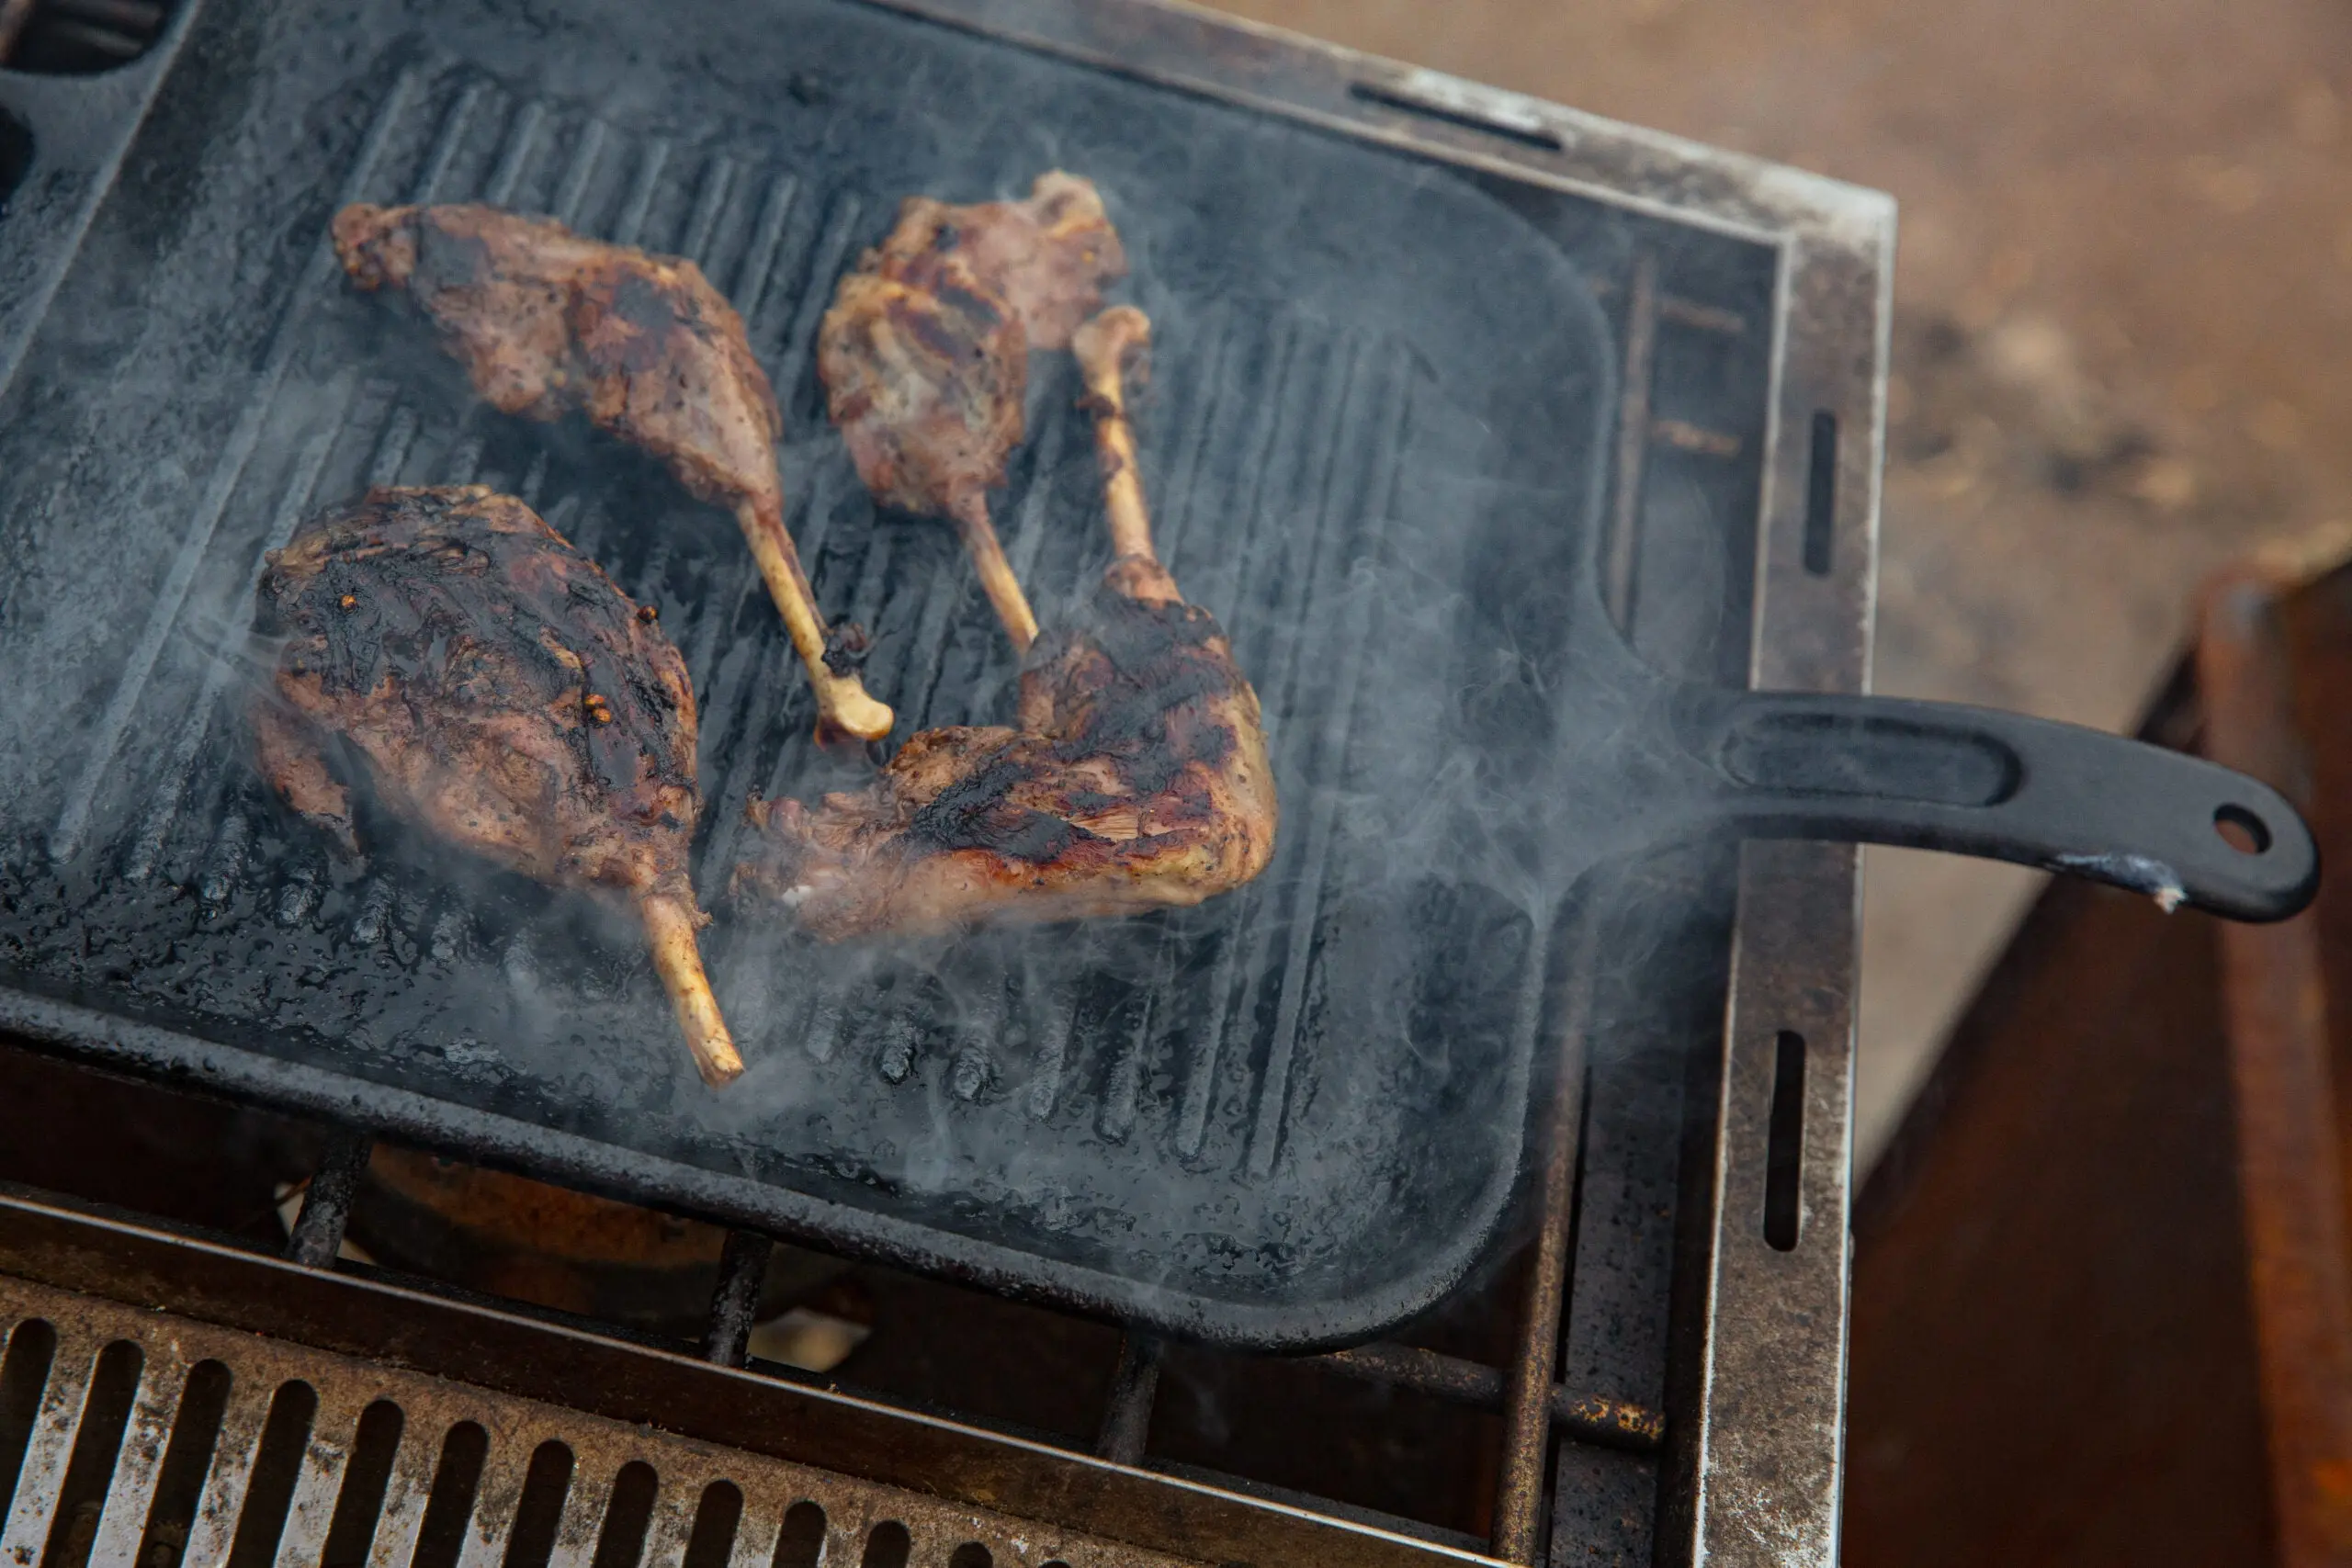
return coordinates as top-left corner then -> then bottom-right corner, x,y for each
331,202 -> 891,743
816,173 -> 1127,653
819,249 -> 1029,559
255,485 -> 741,1085
735,308 -> 1276,942
872,172 -> 1128,352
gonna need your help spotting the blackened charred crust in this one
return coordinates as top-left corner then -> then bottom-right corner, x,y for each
882,582 -> 1244,866
932,281 -> 1005,329
262,488 -> 692,791
822,619 -> 874,675
818,258 -> 1026,517
1025,588 -> 1238,792
581,271 -> 692,374
817,174 -> 1125,525
900,751 -> 1085,861
411,220 -> 498,299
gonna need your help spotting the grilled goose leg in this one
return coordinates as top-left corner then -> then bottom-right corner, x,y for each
255,485 -> 743,1086
332,202 -> 892,743
817,173 -> 1127,654
734,305 -> 1276,941
820,253 -> 1040,651
1073,306 -> 1159,565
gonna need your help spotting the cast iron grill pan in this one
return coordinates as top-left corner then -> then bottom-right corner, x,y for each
0,0 -> 2314,1348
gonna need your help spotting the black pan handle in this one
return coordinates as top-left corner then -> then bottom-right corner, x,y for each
1673,689 -> 2319,921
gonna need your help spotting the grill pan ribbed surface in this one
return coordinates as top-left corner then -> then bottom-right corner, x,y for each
0,0 -> 1620,1347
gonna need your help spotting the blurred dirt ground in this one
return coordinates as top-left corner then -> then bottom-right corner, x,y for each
1204,0 -> 2352,1169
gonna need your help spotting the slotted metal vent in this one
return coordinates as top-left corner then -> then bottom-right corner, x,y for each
0,1281 -> 1189,1568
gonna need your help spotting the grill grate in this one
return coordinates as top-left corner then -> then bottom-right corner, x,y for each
0,1282 -> 1184,1568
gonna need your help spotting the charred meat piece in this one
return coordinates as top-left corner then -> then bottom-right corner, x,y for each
254,485 -> 741,1085
332,202 -> 891,743
817,173 -> 1127,654
736,308 -> 1275,941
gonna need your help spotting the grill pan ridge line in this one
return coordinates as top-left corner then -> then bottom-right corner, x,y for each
0,0 -> 2320,1362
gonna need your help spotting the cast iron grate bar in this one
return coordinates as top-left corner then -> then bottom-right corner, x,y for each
1,1284 -> 1170,1567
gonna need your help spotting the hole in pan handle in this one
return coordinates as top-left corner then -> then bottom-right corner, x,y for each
1684,689 -> 2320,922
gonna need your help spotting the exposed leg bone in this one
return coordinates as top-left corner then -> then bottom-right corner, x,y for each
816,173 -> 1125,660
732,500 -> 895,743
947,490 -> 1040,653
329,202 -> 894,748
260,485 -> 744,1088
1072,306 -> 1159,567
639,890 -> 743,1086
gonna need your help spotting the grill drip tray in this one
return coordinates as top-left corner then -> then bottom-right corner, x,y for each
0,9 -> 1615,1349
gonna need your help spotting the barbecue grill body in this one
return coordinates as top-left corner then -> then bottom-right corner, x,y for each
0,0 -> 1925,1562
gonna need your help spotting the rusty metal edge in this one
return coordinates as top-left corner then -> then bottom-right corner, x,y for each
0,1273 -> 1197,1568
0,1186 -> 1502,1568
2198,567 -> 2352,1568
916,12 -> 1893,1562
904,5 -> 1893,1558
